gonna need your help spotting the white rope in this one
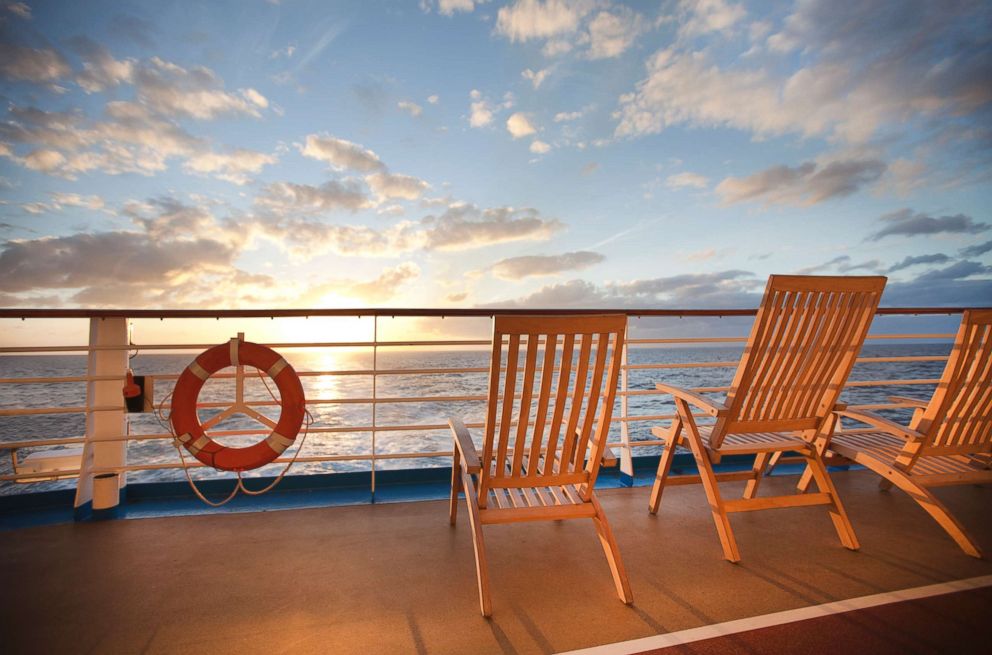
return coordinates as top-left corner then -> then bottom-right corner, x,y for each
155,360 -> 311,506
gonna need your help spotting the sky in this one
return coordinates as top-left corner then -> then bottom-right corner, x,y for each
0,0 -> 990,330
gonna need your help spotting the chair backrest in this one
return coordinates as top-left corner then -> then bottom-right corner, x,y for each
717,275 -> 887,443
478,314 -> 626,502
917,310 -> 992,455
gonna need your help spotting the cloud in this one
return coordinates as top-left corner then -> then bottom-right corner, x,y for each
886,253 -> 952,274
496,0 -> 588,42
365,171 -> 429,200
506,112 -> 537,138
960,240 -> 992,258
256,179 -> 372,215
427,94 -> 439,104
253,201 -> 563,258
5,2 -> 31,19
678,0 -> 746,38
300,133 -> 384,172
586,7 -> 643,59
397,100 -> 423,117
716,158 -> 886,206
70,37 -> 135,93
529,139 -> 551,154
134,57 -> 268,120
665,171 -> 708,189
0,101 -> 271,183
425,0 -> 482,16
491,270 -> 761,308
867,209 -> 990,241
346,262 -> 420,302
554,110 -> 582,122
521,67 -> 552,89
616,2 -> 992,145
797,255 -> 882,275
20,192 -> 106,215
490,250 -> 604,279
183,149 -> 276,185
0,42 -> 70,82
421,203 -> 563,251
468,89 -> 495,128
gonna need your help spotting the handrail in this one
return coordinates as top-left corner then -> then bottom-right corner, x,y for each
0,306 -> 985,319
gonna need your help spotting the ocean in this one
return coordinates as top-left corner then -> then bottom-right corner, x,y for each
0,343 -> 948,495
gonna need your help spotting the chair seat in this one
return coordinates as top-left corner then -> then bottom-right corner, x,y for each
487,484 -> 585,510
697,425 -> 811,454
831,431 -> 989,477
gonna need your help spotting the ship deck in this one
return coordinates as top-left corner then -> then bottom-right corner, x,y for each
2,469 -> 991,654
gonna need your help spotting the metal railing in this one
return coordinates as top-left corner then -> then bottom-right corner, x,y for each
0,306 -> 980,506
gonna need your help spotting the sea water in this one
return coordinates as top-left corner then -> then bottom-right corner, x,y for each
0,344 -> 948,495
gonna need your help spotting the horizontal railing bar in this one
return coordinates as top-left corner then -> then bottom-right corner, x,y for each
0,307 -> 980,320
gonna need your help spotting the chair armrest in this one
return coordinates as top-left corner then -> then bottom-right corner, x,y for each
888,395 -> 928,409
655,382 -> 728,417
449,418 -> 481,474
834,408 -> 926,442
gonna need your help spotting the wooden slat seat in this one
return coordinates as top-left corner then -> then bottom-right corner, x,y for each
696,425 -> 812,454
649,275 -> 887,562
806,310 -> 992,558
449,314 -> 631,616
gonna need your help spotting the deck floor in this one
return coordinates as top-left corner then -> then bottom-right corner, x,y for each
2,470 -> 991,654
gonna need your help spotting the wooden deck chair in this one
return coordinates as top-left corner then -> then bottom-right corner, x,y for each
449,314 -> 632,616
648,275 -> 886,562
804,309 -> 992,558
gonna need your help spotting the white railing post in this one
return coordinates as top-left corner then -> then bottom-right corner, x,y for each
371,315 -> 378,500
619,325 -> 633,485
73,317 -> 128,519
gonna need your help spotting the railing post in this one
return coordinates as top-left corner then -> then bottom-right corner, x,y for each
73,317 -> 128,520
619,326 -> 634,486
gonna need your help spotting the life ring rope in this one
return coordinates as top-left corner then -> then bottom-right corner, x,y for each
153,338 -> 311,506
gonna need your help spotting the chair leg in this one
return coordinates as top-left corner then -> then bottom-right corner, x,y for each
881,468 -> 982,558
797,465 -> 814,493
743,452 -> 771,499
764,450 -> 783,476
677,401 -> 741,562
590,494 -> 633,605
802,448 -> 859,551
462,471 -> 492,616
648,423 -> 681,514
449,447 -> 461,525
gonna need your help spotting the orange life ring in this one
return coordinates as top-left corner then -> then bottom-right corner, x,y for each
171,340 -> 306,472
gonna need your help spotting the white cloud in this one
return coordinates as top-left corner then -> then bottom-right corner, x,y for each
427,94 -> 439,104
522,67 -> 552,89
554,110 -> 583,122
506,112 -> 537,139
490,250 -> 604,279
617,1 -> 992,146
586,7 -> 642,59
300,133 -> 384,172
397,100 -> 423,117
0,43 -> 70,82
665,171 -> 709,189
135,57 -> 268,120
256,179 -> 373,214
496,0 -> 589,42
5,2 -> 31,19
529,139 -> 551,154
183,149 -> 276,185
365,171 -> 429,200
678,0 -> 746,38
71,38 -> 135,93
346,263 -> 420,302
469,90 -> 495,128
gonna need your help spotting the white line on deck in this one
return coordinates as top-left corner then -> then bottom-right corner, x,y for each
556,574 -> 992,655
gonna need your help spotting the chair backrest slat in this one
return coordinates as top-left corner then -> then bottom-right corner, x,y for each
720,275 -> 885,444
919,310 -> 992,454
481,315 -> 626,492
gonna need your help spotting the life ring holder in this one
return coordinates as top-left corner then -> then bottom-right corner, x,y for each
170,338 -> 306,472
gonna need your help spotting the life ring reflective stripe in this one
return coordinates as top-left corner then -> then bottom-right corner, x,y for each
171,341 -> 306,472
